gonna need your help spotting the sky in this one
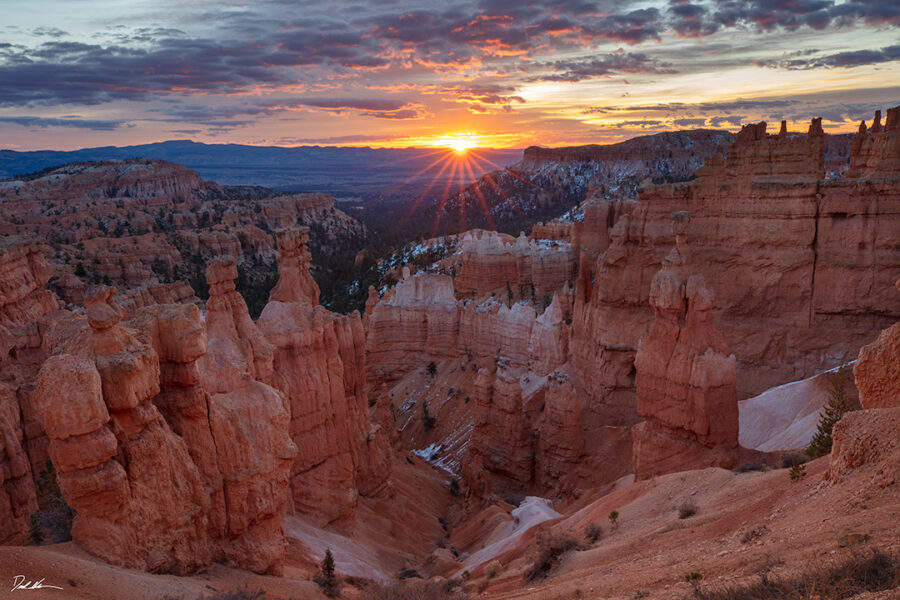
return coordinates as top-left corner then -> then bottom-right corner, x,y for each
0,0 -> 898,150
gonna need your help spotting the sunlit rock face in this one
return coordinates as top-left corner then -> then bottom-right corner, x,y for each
258,227 -> 391,528
31,271 -> 297,575
853,279 -> 900,410
631,218 -> 742,479
454,229 -> 576,300
570,113 -> 900,408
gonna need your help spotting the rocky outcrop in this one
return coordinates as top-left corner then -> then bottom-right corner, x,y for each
467,362 -> 539,492
258,228 -> 390,527
268,227 -> 320,306
571,111 -> 900,405
367,269 -> 571,385
198,257 -> 275,393
827,407 -> 900,486
36,287 -> 212,574
0,237 -> 60,543
854,280 -> 900,409
535,373 -> 584,490
34,282 -> 296,575
0,159 -> 365,317
0,381 -> 37,545
632,219 -> 742,479
454,230 -> 575,299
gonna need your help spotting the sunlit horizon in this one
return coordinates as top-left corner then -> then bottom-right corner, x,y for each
1,1 -> 898,151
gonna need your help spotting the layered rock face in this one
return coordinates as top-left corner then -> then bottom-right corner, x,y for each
258,227 -> 391,527
0,238 -> 59,543
454,230 -> 576,299
33,280 -> 296,575
268,227 -> 320,306
571,111 -> 900,404
366,269 -> 571,383
853,279 -> 900,410
35,287 -> 213,574
631,222 -> 741,479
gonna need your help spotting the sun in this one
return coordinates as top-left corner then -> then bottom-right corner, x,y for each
432,133 -> 479,154
446,138 -> 475,153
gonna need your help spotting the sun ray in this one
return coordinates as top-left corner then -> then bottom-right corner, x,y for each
393,152 -> 457,237
431,158 -> 462,237
378,148 -> 456,201
460,153 -> 496,231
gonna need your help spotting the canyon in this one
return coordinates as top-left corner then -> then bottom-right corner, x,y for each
0,110 -> 898,599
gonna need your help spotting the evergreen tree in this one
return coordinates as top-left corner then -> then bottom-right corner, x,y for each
315,548 -> 341,597
806,365 -> 852,458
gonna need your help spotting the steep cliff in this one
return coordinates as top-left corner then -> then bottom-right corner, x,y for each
631,220 -> 743,479
571,111 -> 900,405
0,237 -> 59,544
258,227 -> 391,527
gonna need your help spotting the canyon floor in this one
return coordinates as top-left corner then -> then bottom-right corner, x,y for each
2,448 -> 897,600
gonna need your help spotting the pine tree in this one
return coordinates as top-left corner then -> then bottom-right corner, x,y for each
789,457 -> 807,483
315,548 -> 341,597
806,365 -> 852,458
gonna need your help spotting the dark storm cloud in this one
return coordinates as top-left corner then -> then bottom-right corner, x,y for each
0,25 -> 386,107
711,0 -> 900,31
533,52 -> 675,82
757,43 -> 900,69
3,0 -> 898,112
668,1 -> 721,37
0,116 -> 126,130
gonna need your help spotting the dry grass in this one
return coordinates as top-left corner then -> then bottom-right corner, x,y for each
690,550 -> 900,599
359,578 -> 468,600
525,535 -> 582,581
585,522 -> 604,544
678,501 -> 698,519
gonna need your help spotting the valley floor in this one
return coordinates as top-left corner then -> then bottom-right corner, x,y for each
3,449 -> 897,600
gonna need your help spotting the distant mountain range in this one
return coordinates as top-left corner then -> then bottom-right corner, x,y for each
0,140 -> 523,196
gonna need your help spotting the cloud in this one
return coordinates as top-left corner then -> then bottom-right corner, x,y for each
669,1 -> 722,37
673,117 -> 708,126
708,114 -> 745,127
534,51 -> 675,82
582,98 -> 798,114
614,119 -> 664,127
30,27 -> 68,38
757,44 -> 900,69
0,115 -> 126,130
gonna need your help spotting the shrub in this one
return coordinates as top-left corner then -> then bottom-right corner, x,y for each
525,535 -> 581,581
426,361 -> 438,377
806,365 -> 852,458
678,502 -> 698,519
422,402 -> 436,430
789,457 -> 807,483
608,510 -> 619,530
740,526 -> 768,544
585,523 -> 603,544
685,572 -> 703,584
398,568 -> 422,580
314,548 -> 341,598
485,560 -> 502,579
